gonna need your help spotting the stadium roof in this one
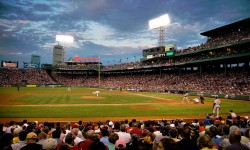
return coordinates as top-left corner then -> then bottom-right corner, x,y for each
200,18 -> 250,37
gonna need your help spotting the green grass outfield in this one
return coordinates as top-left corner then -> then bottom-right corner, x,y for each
0,87 -> 250,120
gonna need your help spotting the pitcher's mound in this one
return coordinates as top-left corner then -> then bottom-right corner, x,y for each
80,96 -> 105,99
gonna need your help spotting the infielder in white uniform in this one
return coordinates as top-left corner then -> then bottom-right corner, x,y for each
212,97 -> 221,118
182,93 -> 190,103
67,86 -> 71,92
193,97 -> 199,104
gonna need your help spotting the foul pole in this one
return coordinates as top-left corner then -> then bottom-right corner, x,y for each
98,56 -> 101,87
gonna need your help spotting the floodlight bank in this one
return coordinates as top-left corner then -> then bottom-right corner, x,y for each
149,14 -> 170,30
56,35 -> 74,43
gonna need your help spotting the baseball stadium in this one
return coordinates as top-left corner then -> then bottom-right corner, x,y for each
1,18 -> 250,121
1,18 -> 250,149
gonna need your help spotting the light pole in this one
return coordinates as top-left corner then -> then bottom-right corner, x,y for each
126,57 -> 128,63
107,61 -> 109,65
134,56 -> 136,62
113,60 -> 115,64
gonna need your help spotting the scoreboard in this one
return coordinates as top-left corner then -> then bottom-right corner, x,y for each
142,44 -> 176,61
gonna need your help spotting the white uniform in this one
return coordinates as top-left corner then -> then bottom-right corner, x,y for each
193,97 -> 199,103
67,86 -> 71,91
213,98 -> 221,118
92,91 -> 100,97
182,93 -> 190,103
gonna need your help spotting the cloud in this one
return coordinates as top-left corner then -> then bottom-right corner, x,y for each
0,0 -> 249,65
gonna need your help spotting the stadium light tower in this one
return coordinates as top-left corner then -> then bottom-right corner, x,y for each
149,14 -> 170,46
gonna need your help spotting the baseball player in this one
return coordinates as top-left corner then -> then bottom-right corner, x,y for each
67,86 -> 71,92
193,97 -> 199,104
200,95 -> 205,104
92,91 -> 100,98
182,93 -> 190,103
212,97 -> 221,118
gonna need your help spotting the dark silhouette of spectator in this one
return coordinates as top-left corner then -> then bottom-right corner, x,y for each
178,127 -> 198,150
224,130 -> 249,150
0,133 -> 14,150
158,138 -> 180,150
0,123 -> 5,137
88,137 -> 108,150
20,132 -> 43,150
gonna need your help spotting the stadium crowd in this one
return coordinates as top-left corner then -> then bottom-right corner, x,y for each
102,62 -> 142,71
0,68 -> 56,86
1,114 -> 250,150
0,66 -> 249,96
51,73 -> 86,87
54,63 -> 100,70
53,69 -> 250,96
176,28 -> 250,54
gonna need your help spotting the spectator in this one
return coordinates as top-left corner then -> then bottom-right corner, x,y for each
0,133 -> 14,150
42,138 -> 58,150
143,127 -> 156,149
11,130 -> 28,150
88,134 -> 108,150
169,128 -> 180,143
178,127 -> 199,150
6,121 -> 16,134
37,132 -> 47,146
100,127 -> 110,145
209,126 -> 221,148
115,124 -> 131,144
108,133 -> 119,150
130,123 -> 142,137
219,125 -> 249,149
64,132 -> 75,148
74,129 -> 95,150
12,127 -> 22,143
115,139 -> 127,150
71,128 -> 83,146
20,132 -> 43,150
0,123 -> 5,137
157,138 -> 180,150
225,130 -> 249,150
197,135 -> 217,150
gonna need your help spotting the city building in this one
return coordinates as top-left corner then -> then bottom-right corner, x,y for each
53,45 -> 65,66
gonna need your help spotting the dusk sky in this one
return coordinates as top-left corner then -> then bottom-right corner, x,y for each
0,0 -> 249,67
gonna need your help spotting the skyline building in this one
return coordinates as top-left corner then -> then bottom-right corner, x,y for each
31,55 -> 40,65
53,45 -> 65,66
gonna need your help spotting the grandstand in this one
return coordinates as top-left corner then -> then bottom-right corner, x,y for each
48,18 -> 250,99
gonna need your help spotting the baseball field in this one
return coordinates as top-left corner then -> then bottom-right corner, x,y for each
0,87 -> 250,123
